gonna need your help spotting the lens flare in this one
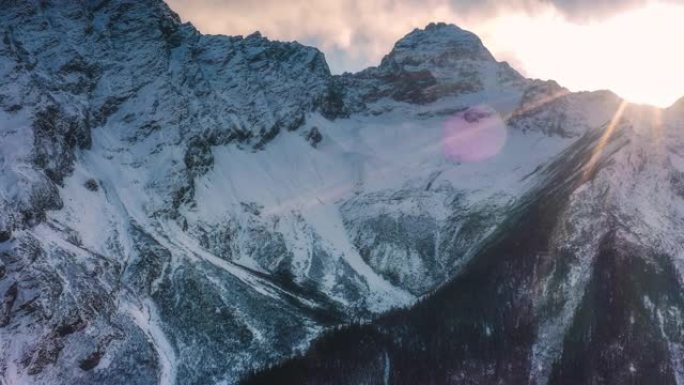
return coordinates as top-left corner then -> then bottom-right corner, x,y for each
443,105 -> 506,162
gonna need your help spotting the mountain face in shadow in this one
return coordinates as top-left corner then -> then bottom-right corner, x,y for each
246,123 -> 684,384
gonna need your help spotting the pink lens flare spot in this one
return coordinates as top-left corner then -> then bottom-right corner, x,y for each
442,105 -> 507,162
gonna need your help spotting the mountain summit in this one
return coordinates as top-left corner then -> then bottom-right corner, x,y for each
382,22 -> 496,67
1,1 -> 684,385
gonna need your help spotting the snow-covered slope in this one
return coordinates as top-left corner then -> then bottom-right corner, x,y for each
248,100 -> 684,385
2,1 -> 682,385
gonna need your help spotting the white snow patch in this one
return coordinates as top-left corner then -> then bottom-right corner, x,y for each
124,300 -> 177,385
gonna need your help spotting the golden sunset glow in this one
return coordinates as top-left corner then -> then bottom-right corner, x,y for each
480,3 -> 684,108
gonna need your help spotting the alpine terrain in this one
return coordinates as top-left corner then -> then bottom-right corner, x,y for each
1,1 -> 684,384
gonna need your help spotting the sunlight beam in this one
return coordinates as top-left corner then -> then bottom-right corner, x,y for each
583,100 -> 629,181
505,89 -> 571,122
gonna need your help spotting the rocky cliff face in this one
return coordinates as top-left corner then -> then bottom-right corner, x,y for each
1,1 -> 682,385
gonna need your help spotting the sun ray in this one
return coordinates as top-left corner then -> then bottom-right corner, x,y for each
651,107 -> 664,150
582,100 -> 629,181
504,88 -> 571,122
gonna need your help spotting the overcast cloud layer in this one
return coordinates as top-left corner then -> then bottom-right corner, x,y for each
166,0 -> 684,106
167,0 -> 659,72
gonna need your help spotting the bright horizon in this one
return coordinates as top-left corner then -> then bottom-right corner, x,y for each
479,2 -> 684,108
168,0 -> 684,108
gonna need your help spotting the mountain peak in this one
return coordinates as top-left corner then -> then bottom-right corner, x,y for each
380,22 -> 495,69
353,22 -> 521,105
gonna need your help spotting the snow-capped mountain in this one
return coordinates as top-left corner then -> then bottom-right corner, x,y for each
1,1 -> 683,385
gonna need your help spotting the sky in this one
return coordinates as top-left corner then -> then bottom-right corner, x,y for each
167,0 -> 684,107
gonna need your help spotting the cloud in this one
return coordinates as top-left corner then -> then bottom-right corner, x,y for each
167,0 -> 471,72
546,0 -> 650,20
165,0 -> 677,86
